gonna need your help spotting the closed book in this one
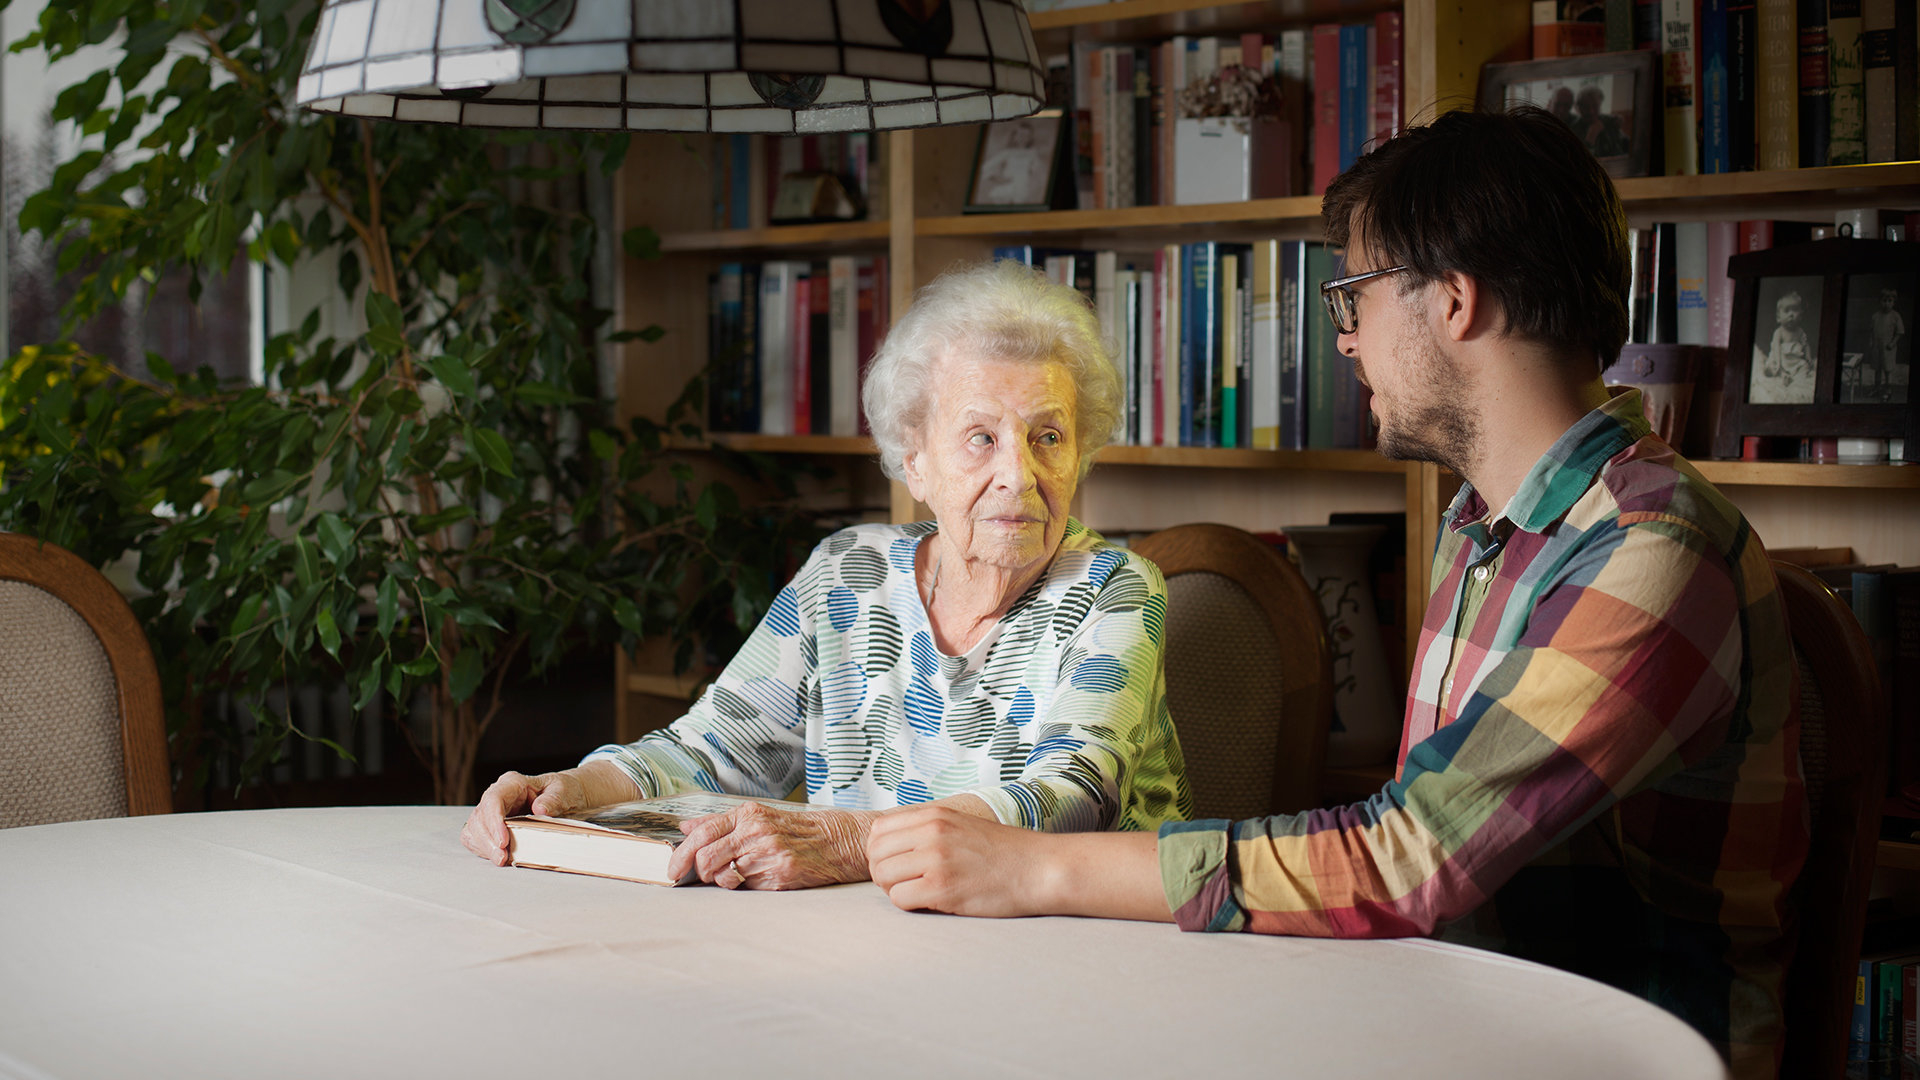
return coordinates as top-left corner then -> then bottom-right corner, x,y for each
1663,0 -> 1702,175
737,263 -> 761,432
1374,12 -> 1403,144
1135,267 -> 1156,444
1338,24 -> 1368,174
1305,243 -> 1342,450
1759,0 -> 1801,167
1160,244 -> 1183,447
1707,220 -> 1740,347
1118,267 -> 1140,443
1799,0 -> 1832,167
1889,569 -> 1920,812
758,261 -> 798,436
507,793 -> 822,887
1312,25 -> 1343,194
1628,225 -> 1654,342
1250,239 -> 1283,451
1635,0 -> 1665,46
827,256 -> 858,437
1278,30 -> 1311,198
1676,221 -> 1711,344
1132,46 -> 1153,209
1184,241 -> 1221,446
1607,0 -> 1636,49
1730,0 -> 1760,170
1115,46 -> 1139,209
1088,47 -> 1108,210
1855,960 -> 1874,1061
1533,0 -> 1607,55
1703,0 -> 1734,171
1898,0 -> 1918,159
1864,0 -> 1898,160
854,255 -> 883,436
1279,240 -> 1310,450
1221,251 -> 1241,449
1652,221 -> 1680,343
1830,0 -> 1868,163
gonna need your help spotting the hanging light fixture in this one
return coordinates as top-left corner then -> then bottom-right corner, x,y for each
295,0 -> 1046,133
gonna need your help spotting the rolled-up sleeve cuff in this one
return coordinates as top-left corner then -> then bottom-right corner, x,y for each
580,744 -> 660,799
1158,819 -> 1245,933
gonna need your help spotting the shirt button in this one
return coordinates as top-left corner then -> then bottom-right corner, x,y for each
1443,676 -> 1454,694
1472,565 -> 1490,582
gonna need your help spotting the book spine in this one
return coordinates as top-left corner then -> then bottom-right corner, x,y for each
1088,47 -> 1108,211
1221,252 -> 1240,449
1338,24 -> 1368,174
1890,571 -> 1920,809
1119,268 -> 1139,444
1664,0 -> 1702,174
1133,46 -> 1153,209
1799,0 -> 1833,167
1305,243 -> 1339,450
716,264 -> 747,431
1703,0 -> 1734,171
1652,221 -> 1679,343
1278,30 -> 1310,200
1864,0 -> 1899,160
1239,248 -> 1254,450
758,263 -> 791,436
1136,268 -> 1156,444
1281,240 -> 1307,450
1161,243 -> 1181,447
1906,958 -> 1920,1062
1190,241 -> 1220,447
1897,0 -> 1918,159
1072,41 -> 1096,210
809,261 -> 831,436
1607,0 -> 1637,50
1876,955 -> 1906,1049
1312,25 -> 1343,194
1853,961 -> 1874,1063
1759,0 -> 1802,167
828,255 -> 857,437
1374,11 -> 1403,144
791,273 -> 812,436
1741,217 -> 1776,250
1115,48 -> 1138,208
1676,221 -> 1711,345
1729,0 -> 1761,170
1179,244 -> 1196,446
1534,0 -> 1608,54
1706,220 -> 1740,348
1830,0 -> 1868,163
1635,0 -> 1665,46
707,269 -> 726,428
1251,240 -> 1281,451
854,257 -> 877,436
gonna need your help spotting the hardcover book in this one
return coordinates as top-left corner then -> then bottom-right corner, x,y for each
506,792 -> 820,887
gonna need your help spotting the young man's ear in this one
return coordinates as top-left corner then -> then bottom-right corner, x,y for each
1434,271 -> 1484,343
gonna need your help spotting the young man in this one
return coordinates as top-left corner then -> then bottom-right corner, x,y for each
867,107 -> 1807,1080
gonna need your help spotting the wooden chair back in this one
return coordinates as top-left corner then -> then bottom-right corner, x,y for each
0,533 -> 170,825
1129,523 -> 1333,819
1774,560 -> 1886,1080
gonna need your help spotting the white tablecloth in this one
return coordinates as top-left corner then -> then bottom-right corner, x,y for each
0,806 -> 1729,1079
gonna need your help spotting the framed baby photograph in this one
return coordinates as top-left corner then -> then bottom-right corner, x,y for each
1714,239 -> 1920,462
964,115 -> 1065,213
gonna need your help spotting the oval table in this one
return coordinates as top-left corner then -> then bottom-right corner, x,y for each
0,806 -> 1730,1079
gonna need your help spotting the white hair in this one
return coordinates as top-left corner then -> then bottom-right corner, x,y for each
861,259 -> 1122,482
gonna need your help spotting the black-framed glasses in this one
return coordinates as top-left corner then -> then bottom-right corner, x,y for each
1320,265 -> 1410,334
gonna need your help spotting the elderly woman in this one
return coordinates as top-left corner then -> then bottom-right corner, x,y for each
461,259 -> 1190,888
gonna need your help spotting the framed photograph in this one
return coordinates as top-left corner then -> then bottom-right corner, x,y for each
964,115 -> 1064,213
1713,239 -> 1920,462
1478,50 -> 1659,179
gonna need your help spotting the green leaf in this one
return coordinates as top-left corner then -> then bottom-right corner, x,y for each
227,592 -> 267,639
606,325 -> 666,344
354,657 -> 384,712
512,381 -> 582,406
314,512 -> 354,565
292,535 -> 321,589
376,575 -> 399,641
694,486 -> 718,532
448,646 -> 484,704
468,426 -> 514,476
422,354 -> 476,398
315,604 -> 342,659
588,429 -> 618,460
621,225 -> 661,261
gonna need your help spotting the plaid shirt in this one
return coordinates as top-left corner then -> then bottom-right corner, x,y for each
1159,390 -> 1806,1077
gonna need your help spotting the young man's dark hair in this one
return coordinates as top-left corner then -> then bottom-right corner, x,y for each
1321,105 -> 1633,372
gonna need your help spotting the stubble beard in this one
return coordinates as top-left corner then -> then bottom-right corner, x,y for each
1371,324 -> 1479,477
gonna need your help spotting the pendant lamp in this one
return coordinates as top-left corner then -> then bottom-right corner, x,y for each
295,0 -> 1045,133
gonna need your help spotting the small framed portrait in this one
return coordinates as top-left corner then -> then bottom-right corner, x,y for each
1838,271 -> 1914,404
964,115 -> 1064,213
1746,275 -> 1823,404
1714,239 -> 1920,462
1478,50 -> 1659,178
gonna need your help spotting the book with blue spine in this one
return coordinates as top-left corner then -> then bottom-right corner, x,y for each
1338,24 -> 1369,174
1701,0 -> 1732,172
1182,241 -> 1221,446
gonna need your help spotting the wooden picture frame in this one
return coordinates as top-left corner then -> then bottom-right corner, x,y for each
963,115 -> 1065,213
1478,50 -> 1659,179
1713,239 -> 1920,462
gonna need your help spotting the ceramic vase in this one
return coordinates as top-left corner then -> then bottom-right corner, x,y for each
1284,524 -> 1401,767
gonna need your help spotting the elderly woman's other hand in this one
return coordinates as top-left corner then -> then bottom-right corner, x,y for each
461,761 -> 637,866
667,801 -> 878,890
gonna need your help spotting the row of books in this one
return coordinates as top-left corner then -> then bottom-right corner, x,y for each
1853,943 -> 1920,1067
1536,0 -> 1920,173
706,132 -> 887,231
1061,14 -> 1403,209
705,256 -> 890,437
995,241 -> 1372,451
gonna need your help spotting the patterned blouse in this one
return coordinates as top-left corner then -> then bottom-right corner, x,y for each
585,519 -> 1192,832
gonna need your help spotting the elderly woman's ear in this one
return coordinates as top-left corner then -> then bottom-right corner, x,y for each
899,446 -> 929,503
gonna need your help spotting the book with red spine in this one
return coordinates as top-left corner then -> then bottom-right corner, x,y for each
1374,11 -> 1403,145
1311,25 -> 1342,194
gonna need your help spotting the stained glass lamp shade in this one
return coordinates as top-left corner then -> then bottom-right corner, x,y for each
296,0 -> 1045,132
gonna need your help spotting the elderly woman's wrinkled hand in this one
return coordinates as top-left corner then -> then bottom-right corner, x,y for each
667,801 -> 875,890
460,769 -> 590,866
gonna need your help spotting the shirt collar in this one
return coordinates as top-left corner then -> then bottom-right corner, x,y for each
1447,386 -> 1651,536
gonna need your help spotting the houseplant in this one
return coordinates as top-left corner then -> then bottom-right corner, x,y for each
0,1 -> 821,805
